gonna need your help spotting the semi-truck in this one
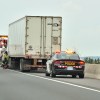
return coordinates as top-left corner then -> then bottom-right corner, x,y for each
8,16 -> 62,71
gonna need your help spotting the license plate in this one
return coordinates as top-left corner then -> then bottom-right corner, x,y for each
67,67 -> 73,70
65,61 -> 75,66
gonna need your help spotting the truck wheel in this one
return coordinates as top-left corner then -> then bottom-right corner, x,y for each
8,58 -> 12,69
20,59 -> 25,72
9,58 -> 15,69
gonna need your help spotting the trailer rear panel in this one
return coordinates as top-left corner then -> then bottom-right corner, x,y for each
8,16 -> 62,71
8,16 -> 62,58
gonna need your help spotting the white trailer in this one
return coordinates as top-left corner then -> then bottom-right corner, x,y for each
8,16 -> 62,71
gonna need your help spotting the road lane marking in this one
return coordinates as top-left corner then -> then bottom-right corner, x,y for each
20,72 -> 100,93
7,69 -> 100,93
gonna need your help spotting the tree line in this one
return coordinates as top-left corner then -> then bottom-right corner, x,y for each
84,57 -> 100,64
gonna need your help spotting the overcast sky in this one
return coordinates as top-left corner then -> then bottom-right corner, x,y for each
0,0 -> 100,57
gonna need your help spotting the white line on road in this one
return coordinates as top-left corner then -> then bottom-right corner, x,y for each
6,68 -> 100,93
19,72 -> 100,93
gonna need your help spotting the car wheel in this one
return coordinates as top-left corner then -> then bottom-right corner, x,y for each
50,68 -> 56,78
79,73 -> 84,78
45,71 -> 50,76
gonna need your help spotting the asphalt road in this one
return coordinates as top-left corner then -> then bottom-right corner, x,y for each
0,68 -> 100,100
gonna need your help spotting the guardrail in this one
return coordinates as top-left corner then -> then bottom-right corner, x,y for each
85,64 -> 100,79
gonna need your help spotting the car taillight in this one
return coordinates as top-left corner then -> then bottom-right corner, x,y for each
79,61 -> 85,65
75,66 -> 82,68
53,61 -> 61,64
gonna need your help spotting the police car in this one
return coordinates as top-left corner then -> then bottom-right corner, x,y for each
45,50 -> 85,78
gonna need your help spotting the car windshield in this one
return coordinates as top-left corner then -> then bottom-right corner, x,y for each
56,52 -> 80,60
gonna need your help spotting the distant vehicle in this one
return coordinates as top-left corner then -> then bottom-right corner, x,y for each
45,50 -> 85,78
0,35 -> 8,59
8,16 -> 62,71
0,35 -> 8,48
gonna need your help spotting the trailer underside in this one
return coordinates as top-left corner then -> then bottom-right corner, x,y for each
9,57 -> 47,72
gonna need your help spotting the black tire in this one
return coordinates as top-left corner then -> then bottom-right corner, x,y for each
8,58 -> 13,69
50,66 -> 56,78
20,59 -> 31,72
20,59 -> 25,72
79,73 -> 84,78
45,71 -> 50,76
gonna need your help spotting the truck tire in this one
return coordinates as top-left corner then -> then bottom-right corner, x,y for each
8,58 -> 12,69
8,58 -> 15,69
20,59 -> 25,72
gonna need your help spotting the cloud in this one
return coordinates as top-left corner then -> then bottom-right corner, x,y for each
62,0 -> 81,13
